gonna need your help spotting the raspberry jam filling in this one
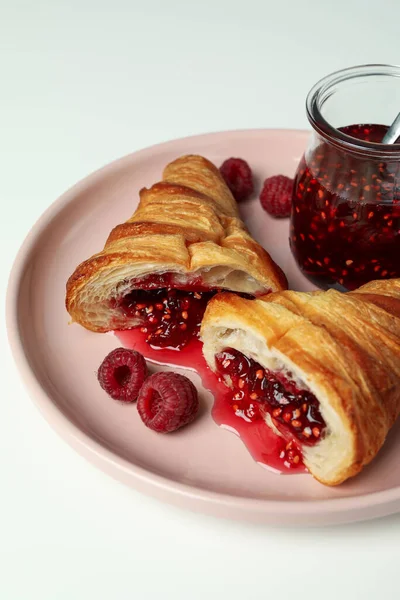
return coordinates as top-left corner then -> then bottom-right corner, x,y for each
118,286 -> 215,349
291,124 -> 400,290
214,348 -> 326,468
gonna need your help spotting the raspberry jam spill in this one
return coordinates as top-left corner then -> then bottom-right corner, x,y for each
291,124 -> 400,290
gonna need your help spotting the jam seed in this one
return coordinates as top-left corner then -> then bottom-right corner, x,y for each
148,316 -> 158,324
136,304 -> 146,310
155,328 -> 162,335
312,427 -> 320,438
286,441 -> 293,450
346,259 -> 353,266
155,303 -> 164,310
194,292 -> 201,299
146,306 -> 154,314
293,455 -> 300,464
368,211 -> 374,219
222,359 -> 231,368
140,327 -> 148,333
283,411 -> 291,423
180,323 -> 187,330
162,314 -> 171,320
256,369 -> 264,379
287,450 -> 295,461
382,270 -> 388,277
250,393 -> 258,400
181,311 -> 188,320
272,408 -> 282,417
238,379 -> 245,389
292,419 -> 302,428
303,427 -> 312,438
292,409 -> 301,419
302,403 -> 307,413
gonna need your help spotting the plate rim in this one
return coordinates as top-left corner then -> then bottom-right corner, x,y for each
7,127 -> 400,526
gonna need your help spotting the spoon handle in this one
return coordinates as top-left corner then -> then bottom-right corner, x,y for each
382,112 -> 400,144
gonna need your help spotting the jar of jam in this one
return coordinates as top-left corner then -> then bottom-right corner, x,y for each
290,64 -> 400,290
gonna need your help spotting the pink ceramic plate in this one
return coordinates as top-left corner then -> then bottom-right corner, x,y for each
7,129 -> 400,526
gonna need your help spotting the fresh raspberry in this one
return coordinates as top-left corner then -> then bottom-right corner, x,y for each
137,372 -> 199,433
260,175 -> 294,218
98,348 -> 147,402
219,157 -> 254,202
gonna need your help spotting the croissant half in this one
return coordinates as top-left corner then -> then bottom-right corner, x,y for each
66,155 -> 287,333
200,279 -> 400,485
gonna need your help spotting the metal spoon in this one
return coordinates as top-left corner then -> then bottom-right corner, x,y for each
382,112 -> 400,144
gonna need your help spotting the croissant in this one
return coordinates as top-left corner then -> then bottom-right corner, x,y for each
66,155 -> 287,344
200,278 -> 400,485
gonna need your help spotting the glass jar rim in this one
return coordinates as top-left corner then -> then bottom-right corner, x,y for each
306,64 -> 400,158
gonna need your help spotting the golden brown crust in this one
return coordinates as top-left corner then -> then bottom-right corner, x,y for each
200,279 -> 400,486
66,154 -> 287,331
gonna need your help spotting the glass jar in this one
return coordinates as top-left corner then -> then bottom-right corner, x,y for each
290,64 -> 400,291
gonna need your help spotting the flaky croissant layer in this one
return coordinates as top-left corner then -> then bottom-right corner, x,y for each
200,279 -> 400,486
66,155 -> 287,332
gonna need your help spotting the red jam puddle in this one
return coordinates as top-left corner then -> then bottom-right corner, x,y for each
291,123 -> 400,290
115,328 -> 324,474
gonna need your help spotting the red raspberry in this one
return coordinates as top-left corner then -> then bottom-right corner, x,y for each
98,348 -> 147,402
219,157 -> 254,202
260,175 -> 294,218
137,372 -> 199,433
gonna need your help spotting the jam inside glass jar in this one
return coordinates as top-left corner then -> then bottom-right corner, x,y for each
290,65 -> 400,290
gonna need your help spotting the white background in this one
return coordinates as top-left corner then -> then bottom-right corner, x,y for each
2,1 -> 400,598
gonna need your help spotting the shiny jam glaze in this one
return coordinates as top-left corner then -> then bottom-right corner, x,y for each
214,348 -> 326,469
114,273 -> 216,349
119,288 -> 214,349
290,124 -> 400,290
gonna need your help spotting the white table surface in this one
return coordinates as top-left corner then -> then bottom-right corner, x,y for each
2,1 -> 400,598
